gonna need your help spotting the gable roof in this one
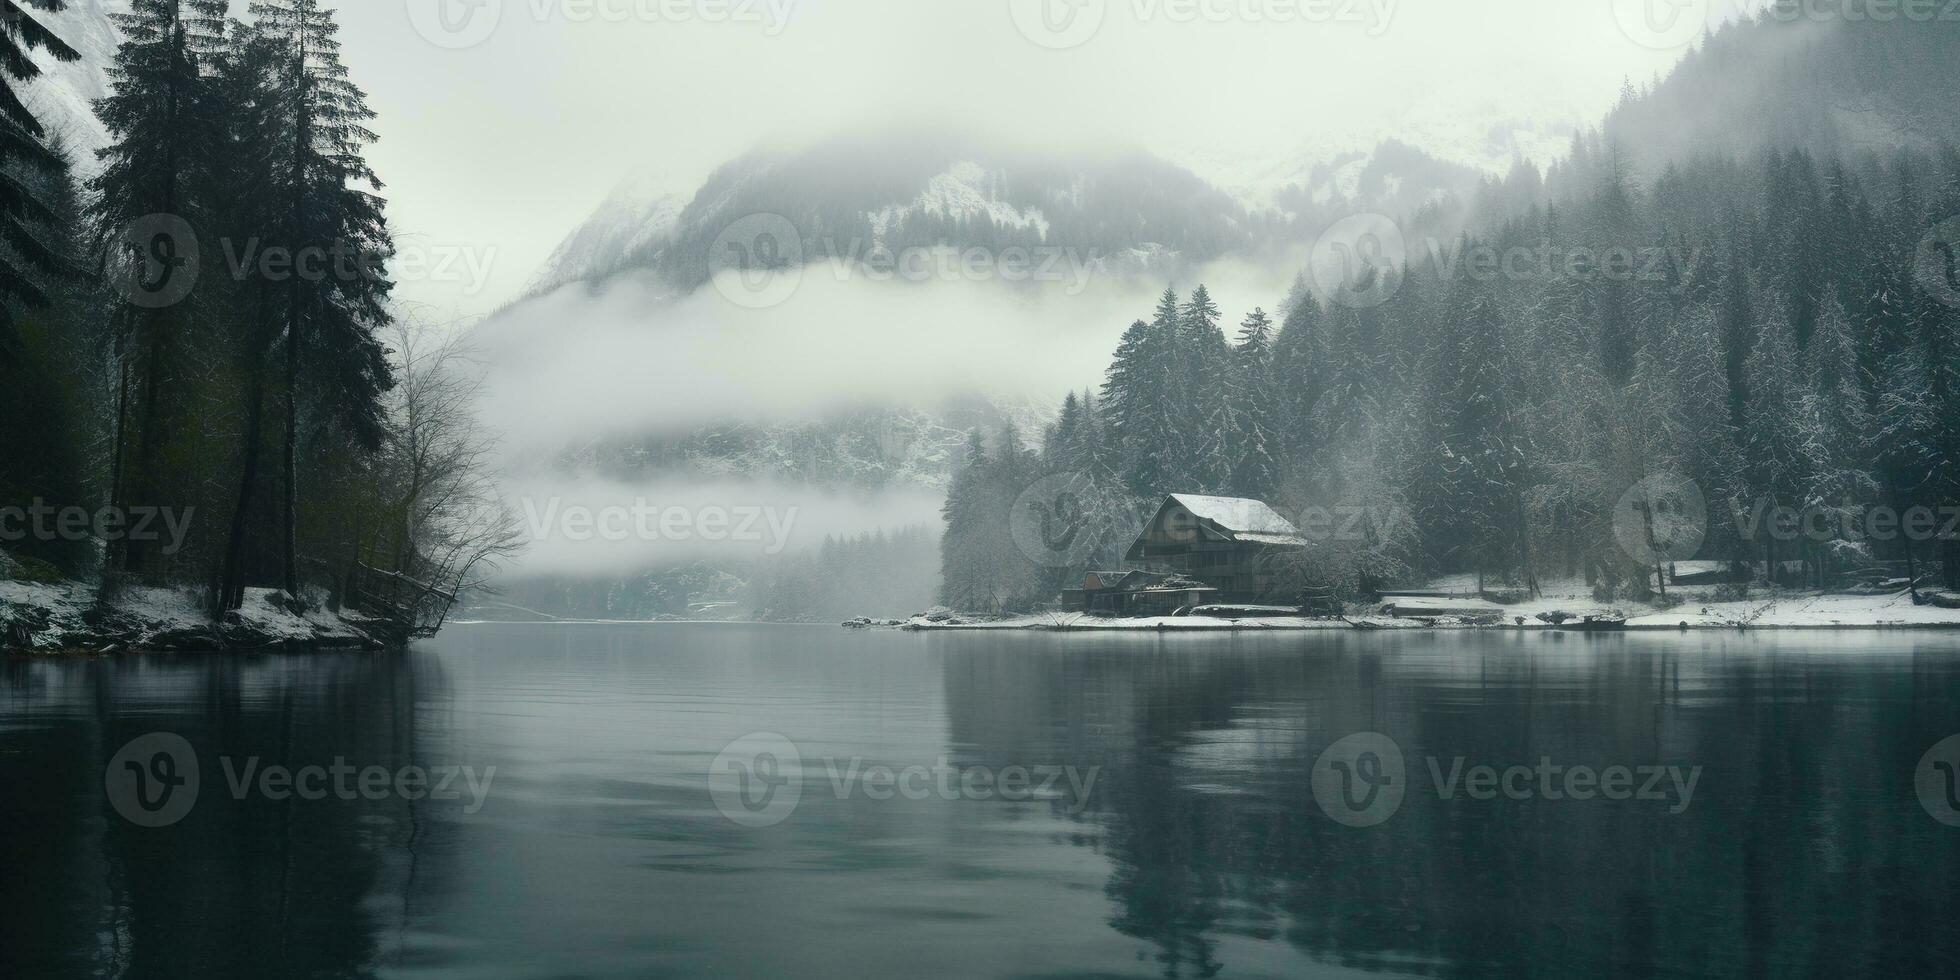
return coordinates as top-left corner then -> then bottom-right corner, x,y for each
1167,494 -> 1307,542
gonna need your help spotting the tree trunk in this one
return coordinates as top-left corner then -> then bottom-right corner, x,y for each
125,308 -> 167,576
218,356 -> 270,612
218,286 -> 278,613
282,305 -> 300,599
280,24 -> 313,604
124,10 -> 186,577
101,345 -> 131,584
1892,478 -> 1921,602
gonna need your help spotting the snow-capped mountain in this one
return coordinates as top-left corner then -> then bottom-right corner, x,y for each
867,160 -> 1054,241
523,130 -> 1257,299
1167,114 -> 1577,217
527,170 -> 688,296
22,0 -> 122,171
525,127 -> 1499,300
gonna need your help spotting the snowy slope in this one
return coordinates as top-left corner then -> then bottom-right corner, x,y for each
527,127 -> 1509,304
23,0 -> 122,172
1166,110 -> 1579,217
868,161 -> 1052,239
527,169 -> 687,296
523,129 -> 1254,299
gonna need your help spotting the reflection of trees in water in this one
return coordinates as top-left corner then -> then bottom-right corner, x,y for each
0,651 -> 454,979
939,635 -> 1960,979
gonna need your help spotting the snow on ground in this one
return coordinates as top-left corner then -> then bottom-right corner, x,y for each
906,612 -> 1354,632
903,579 -> 1960,632
1490,577 -> 1960,629
1,578 -> 383,652
1380,595 -> 1506,616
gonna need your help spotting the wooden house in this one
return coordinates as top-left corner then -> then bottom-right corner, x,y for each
1124,494 -> 1309,603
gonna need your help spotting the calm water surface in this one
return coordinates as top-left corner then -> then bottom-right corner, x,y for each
4,625 -> 1960,978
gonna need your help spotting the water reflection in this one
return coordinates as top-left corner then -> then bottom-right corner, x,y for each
0,651 -> 456,978
3,628 -> 1958,978
936,632 -> 1960,978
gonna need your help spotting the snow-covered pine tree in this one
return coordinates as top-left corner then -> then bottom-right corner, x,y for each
1134,288 -> 1183,495
938,430 -> 989,610
1100,318 -> 1156,494
1743,298 -> 1810,578
1228,308 -> 1282,501
1270,290 -> 1324,471
1180,284 -> 1233,493
0,0 -> 79,333
1413,255 -> 1524,582
1798,292 -> 1878,578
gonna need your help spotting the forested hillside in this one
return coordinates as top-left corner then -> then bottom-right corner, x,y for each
941,10 -> 1960,612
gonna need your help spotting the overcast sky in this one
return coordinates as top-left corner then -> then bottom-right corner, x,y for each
328,0 -> 1755,319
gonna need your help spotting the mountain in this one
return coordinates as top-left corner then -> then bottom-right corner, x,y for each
524,127 -> 1497,301
526,171 -> 687,297
526,129 -> 1257,299
1549,12 -> 1960,197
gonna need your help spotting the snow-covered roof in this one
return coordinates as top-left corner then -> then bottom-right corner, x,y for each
1168,494 -> 1307,543
1236,531 -> 1310,548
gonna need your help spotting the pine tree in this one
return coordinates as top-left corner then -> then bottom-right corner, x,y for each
0,0 -> 79,334
1113,289 -> 1184,496
1100,319 -> 1154,492
1742,299 -> 1808,577
252,0 -> 396,600
1718,220 -> 1756,433
1799,292 -> 1877,578
1046,391 -> 1085,471
1227,308 -> 1281,501
1179,284 -> 1232,491
89,0 -> 229,576
0,142 -> 93,573
214,21 -> 291,610
938,430 -> 989,609
1414,264 -> 1523,580
1271,290 -> 1324,466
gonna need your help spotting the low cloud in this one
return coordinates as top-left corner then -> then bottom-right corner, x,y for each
501,473 -> 945,576
476,248 -> 1309,453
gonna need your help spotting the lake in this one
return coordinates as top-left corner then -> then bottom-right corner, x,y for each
5,625 -> 1960,978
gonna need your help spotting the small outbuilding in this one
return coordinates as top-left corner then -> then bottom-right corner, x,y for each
1062,569 -> 1220,616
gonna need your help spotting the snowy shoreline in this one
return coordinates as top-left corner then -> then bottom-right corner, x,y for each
895,590 -> 1960,633
1,579 -> 395,655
